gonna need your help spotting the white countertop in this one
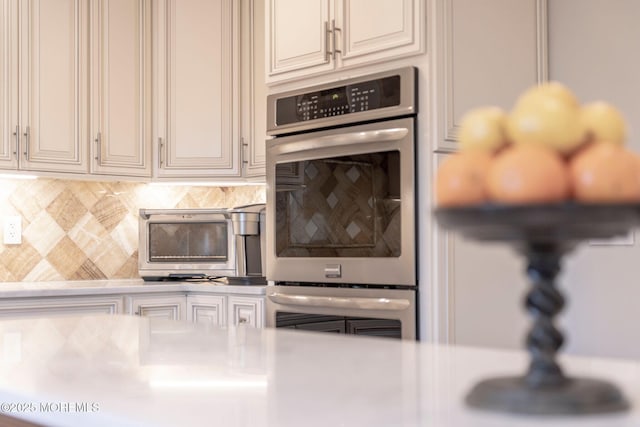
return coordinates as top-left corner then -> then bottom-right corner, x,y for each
0,279 -> 266,298
0,314 -> 638,427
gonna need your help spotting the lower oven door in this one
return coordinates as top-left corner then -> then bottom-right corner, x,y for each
266,285 -> 416,340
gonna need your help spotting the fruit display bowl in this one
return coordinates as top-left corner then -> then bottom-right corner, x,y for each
434,202 -> 640,415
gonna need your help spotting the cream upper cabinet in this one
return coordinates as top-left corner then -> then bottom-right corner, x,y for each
153,0 -> 240,178
430,0 -> 546,152
266,0 -> 424,84
266,0 -> 333,81
90,0 -> 152,177
0,0 -> 89,173
337,0 -> 424,68
0,0 -> 18,170
241,0 -> 266,177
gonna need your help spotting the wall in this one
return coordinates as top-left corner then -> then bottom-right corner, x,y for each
0,177 -> 265,282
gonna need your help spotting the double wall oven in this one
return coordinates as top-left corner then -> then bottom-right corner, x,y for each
265,67 -> 418,339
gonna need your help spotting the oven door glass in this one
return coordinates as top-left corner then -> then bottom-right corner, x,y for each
148,221 -> 229,263
275,150 -> 401,258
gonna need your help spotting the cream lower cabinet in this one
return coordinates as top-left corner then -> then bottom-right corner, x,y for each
90,0 -> 152,177
266,0 -> 424,83
125,293 -> 186,321
126,293 -> 264,326
0,291 -> 264,327
186,294 -> 265,328
0,0 -> 89,174
153,0 -> 241,178
186,294 -> 226,326
227,295 -> 264,328
0,295 -> 122,318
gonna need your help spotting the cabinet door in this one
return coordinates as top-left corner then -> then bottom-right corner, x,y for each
337,0 -> 423,68
431,0 -> 544,151
0,0 -> 18,170
241,0 -> 266,177
90,0 -> 151,177
19,0 -> 89,173
0,295 -> 122,317
127,294 -> 186,321
227,295 -> 264,327
265,0 -> 334,82
186,294 -> 226,326
154,0 -> 239,178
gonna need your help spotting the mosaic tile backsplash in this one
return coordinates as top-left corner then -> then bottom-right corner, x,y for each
0,178 -> 266,282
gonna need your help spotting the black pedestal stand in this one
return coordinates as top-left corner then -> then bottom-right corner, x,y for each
434,203 -> 640,415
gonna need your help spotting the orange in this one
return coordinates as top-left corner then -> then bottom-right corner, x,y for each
435,152 -> 492,206
486,145 -> 570,204
635,153 -> 640,192
569,142 -> 640,203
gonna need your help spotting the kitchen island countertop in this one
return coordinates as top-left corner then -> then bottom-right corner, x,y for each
0,314 -> 639,426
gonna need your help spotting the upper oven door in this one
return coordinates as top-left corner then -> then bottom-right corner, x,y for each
266,117 -> 416,286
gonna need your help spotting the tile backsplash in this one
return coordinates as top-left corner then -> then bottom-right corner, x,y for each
0,178 -> 266,282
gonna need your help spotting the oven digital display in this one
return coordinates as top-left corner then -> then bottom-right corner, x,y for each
275,75 -> 401,125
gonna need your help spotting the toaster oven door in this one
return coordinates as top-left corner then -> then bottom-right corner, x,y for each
139,211 -> 237,278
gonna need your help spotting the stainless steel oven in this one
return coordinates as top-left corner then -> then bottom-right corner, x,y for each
265,67 -> 418,339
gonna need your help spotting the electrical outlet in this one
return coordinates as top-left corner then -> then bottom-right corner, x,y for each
3,216 -> 22,245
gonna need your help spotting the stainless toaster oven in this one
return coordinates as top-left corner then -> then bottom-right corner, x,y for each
138,204 -> 266,283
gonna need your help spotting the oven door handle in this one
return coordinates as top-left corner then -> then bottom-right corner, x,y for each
270,127 -> 409,156
268,293 -> 411,311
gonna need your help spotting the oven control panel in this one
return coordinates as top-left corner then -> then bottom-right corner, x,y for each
275,75 -> 402,125
267,66 -> 416,135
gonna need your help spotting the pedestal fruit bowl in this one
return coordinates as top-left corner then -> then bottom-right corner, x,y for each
434,202 -> 640,414
433,82 -> 640,414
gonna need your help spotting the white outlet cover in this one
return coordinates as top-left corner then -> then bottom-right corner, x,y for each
3,216 -> 22,245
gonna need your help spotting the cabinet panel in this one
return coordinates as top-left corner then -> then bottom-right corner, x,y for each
91,0 -> 151,176
431,152 -> 526,348
155,0 -> 239,177
266,0 -> 423,83
228,295 -> 264,327
0,296 -> 122,317
20,0 -> 89,173
241,0 -> 266,177
127,294 -> 186,321
266,0 -> 332,78
339,0 -> 421,67
0,0 -> 18,169
186,294 -> 226,326
432,0 -> 545,151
